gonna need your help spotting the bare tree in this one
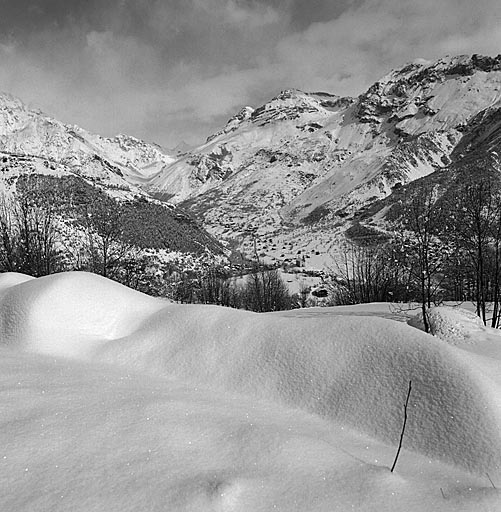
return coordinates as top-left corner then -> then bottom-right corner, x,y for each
194,265 -> 233,305
0,184 -> 63,277
298,281 -> 311,308
329,241 -> 407,305
451,173 -> 501,325
393,184 -> 448,332
242,263 -> 294,312
0,193 -> 19,272
82,198 -> 130,278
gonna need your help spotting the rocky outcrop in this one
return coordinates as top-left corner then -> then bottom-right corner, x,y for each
206,106 -> 255,143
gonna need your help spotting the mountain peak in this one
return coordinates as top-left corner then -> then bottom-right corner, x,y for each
206,105 -> 255,143
275,88 -> 307,100
383,53 -> 501,84
0,90 -> 24,106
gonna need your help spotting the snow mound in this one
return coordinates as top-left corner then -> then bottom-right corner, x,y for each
97,306 -> 501,473
0,271 -> 35,291
408,306 -> 488,345
2,272 -> 501,474
0,272 -> 166,357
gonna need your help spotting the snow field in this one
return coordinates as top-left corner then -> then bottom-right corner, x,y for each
96,303 -> 501,474
1,272 -> 501,477
2,272 -> 501,510
2,348 -> 498,512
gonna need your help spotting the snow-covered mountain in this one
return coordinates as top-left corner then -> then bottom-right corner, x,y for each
3,54 -> 501,269
0,91 -> 175,195
144,54 -> 501,268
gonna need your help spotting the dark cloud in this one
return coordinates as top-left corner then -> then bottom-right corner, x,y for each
287,0 -> 363,29
0,0 -> 104,37
0,0 -> 499,148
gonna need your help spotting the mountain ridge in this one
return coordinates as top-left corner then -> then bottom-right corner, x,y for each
0,90 -> 176,193
141,53 -> 501,268
2,53 -> 501,271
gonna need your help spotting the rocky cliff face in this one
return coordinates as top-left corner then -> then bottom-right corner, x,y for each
143,54 -> 501,268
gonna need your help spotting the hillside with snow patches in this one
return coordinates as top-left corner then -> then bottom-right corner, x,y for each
143,54 -> 501,268
1,271 -> 501,511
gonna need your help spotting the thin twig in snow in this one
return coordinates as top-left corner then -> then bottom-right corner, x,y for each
486,472 -> 497,489
390,380 -> 412,473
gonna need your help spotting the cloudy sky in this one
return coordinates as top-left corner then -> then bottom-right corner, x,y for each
0,0 -> 500,149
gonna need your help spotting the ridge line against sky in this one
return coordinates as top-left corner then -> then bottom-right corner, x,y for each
0,0 -> 500,149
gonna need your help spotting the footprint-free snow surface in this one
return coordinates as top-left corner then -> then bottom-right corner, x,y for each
1,272 -> 501,511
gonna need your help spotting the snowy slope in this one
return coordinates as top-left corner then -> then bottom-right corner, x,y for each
143,54 -> 501,267
2,271 -> 501,511
4,349 -> 500,512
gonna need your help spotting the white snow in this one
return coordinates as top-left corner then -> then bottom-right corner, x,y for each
1,271 -> 501,511
0,272 -> 166,357
408,306 -> 498,345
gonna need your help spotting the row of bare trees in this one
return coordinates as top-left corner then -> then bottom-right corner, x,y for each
0,189 -> 61,276
170,262 -> 296,312
0,184 -> 143,283
330,243 -> 407,306
399,172 -> 501,329
330,170 -> 501,330
0,182 -> 296,312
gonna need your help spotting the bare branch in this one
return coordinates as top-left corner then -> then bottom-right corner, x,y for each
391,380 -> 412,473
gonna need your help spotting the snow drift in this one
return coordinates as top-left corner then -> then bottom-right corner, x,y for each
408,305 -> 497,345
1,271 -> 501,476
0,271 -> 166,357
